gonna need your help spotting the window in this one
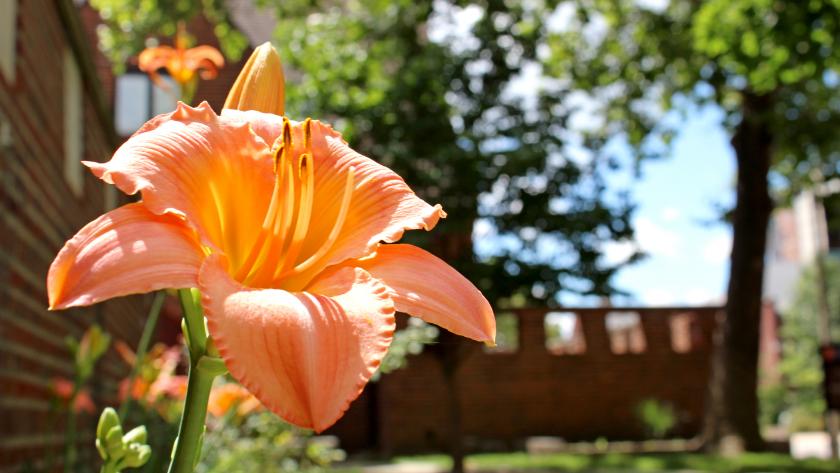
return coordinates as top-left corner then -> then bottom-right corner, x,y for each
64,49 -> 84,197
669,312 -> 704,353
484,312 -> 519,354
544,311 -> 586,355
115,73 -> 179,136
606,311 -> 646,354
0,1 -> 15,82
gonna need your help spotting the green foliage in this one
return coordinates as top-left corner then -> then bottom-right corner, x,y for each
769,256 -> 840,432
635,398 -> 677,439
198,412 -> 344,472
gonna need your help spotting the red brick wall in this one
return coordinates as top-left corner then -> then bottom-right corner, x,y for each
329,307 -> 721,453
0,1 -> 149,471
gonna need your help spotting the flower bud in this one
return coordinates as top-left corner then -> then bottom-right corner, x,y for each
223,42 -> 285,115
121,443 -> 152,468
122,426 -> 148,445
97,408 -> 120,447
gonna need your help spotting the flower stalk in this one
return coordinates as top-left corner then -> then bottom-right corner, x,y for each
167,290 -> 227,473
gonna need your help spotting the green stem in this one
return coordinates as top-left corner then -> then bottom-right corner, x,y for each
166,356 -> 219,473
167,290 -> 226,473
64,389 -> 78,473
120,291 -> 166,420
178,289 -> 206,358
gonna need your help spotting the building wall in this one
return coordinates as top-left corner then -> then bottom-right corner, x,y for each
0,1 -> 150,471
329,307 -> 722,453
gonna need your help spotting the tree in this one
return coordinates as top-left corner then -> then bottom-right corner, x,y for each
546,0 -> 840,452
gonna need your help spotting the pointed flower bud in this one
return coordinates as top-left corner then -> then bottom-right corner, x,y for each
122,426 -> 148,445
223,42 -> 285,115
97,408 -> 120,446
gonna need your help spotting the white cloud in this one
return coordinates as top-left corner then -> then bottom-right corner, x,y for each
641,289 -> 676,306
702,234 -> 732,264
685,288 -> 716,305
635,217 -> 681,257
661,207 -> 681,222
600,217 -> 681,264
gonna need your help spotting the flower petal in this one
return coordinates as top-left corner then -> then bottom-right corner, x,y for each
304,121 -> 446,266
348,244 -> 495,343
184,45 -> 225,81
48,203 -> 204,310
200,254 -> 395,432
138,46 -> 176,88
84,102 -> 275,267
220,110 -> 446,288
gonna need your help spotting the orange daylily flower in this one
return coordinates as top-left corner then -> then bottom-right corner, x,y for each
117,342 -> 187,403
73,390 -> 96,414
138,24 -> 224,87
51,378 -> 95,414
208,383 -> 262,418
48,43 -> 495,432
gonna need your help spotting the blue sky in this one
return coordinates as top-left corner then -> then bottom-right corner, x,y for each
601,105 -> 736,307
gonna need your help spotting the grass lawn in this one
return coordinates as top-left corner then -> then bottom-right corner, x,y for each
332,451 -> 840,472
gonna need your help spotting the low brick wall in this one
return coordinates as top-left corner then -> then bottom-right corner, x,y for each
329,307 -> 721,453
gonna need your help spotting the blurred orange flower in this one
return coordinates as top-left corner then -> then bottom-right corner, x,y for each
116,342 -> 186,404
208,383 -> 262,418
138,23 -> 224,88
118,377 -> 150,403
52,377 -> 74,400
73,390 -> 96,414
51,377 -> 95,414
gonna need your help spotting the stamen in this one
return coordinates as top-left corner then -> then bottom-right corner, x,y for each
235,119 -> 293,283
251,160 -> 296,283
303,118 -> 312,151
276,167 -> 355,280
273,152 -> 314,279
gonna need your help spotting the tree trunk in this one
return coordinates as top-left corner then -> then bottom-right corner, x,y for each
430,330 -> 473,473
428,228 -> 476,473
703,92 -> 773,454
441,351 -> 465,473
